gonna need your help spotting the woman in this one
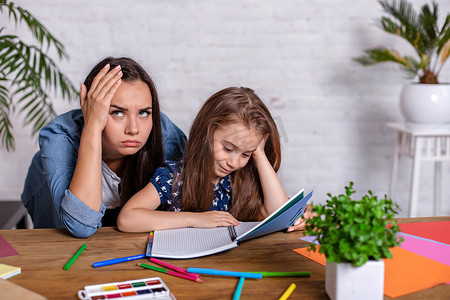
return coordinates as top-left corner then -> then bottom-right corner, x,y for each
21,57 -> 186,238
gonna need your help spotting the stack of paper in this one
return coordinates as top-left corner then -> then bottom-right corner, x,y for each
294,221 -> 450,298
0,264 -> 21,279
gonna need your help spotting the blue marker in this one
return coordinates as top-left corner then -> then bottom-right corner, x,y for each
187,268 -> 262,279
93,254 -> 146,268
233,277 -> 245,300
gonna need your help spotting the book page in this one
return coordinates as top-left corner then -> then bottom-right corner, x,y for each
235,222 -> 260,237
239,191 -> 312,242
151,227 -> 233,259
237,188 -> 305,241
151,222 -> 258,259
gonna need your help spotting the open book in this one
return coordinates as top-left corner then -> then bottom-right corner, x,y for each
146,189 -> 313,259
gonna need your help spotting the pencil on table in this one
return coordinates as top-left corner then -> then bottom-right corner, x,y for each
279,283 -> 296,300
137,263 -> 204,283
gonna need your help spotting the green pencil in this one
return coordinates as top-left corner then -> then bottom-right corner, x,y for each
251,271 -> 311,277
137,263 -> 167,273
63,243 -> 87,270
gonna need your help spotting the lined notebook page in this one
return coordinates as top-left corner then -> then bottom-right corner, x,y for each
151,222 -> 258,259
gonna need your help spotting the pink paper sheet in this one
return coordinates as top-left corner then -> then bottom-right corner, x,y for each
0,234 -> 18,258
399,233 -> 450,266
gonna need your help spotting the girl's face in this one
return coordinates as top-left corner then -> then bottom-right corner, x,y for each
212,122 -> 262,183
102,80 -> 153,167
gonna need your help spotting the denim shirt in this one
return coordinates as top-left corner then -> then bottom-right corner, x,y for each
21,109 -> 186,238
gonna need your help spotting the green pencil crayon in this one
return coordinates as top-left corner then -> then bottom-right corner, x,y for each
63,243 -> 87,270
251,271 -> 311,277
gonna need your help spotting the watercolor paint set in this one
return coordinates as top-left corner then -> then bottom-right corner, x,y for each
78,277 -> 176,300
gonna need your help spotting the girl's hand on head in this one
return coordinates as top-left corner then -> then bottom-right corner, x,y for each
190,211 -> 240,228
286,204 -> 316,232
252,134 -> 269,160
80,64 -> 123,130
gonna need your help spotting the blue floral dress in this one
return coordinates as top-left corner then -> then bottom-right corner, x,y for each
150,161 -> 231,211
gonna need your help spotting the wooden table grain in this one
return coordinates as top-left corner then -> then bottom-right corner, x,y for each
0,216 -> 449,299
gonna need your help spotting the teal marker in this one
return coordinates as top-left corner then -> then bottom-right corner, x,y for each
187,268 -> 262,279
233,277 -> 245,300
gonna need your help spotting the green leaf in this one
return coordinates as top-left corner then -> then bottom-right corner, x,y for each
354,0 -> 449,81
0,1 -> 78,150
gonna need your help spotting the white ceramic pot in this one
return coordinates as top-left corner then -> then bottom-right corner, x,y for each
400,83 -> 450,124
325,259 -> 384,300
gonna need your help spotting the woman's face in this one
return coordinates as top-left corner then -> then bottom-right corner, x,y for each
212,122 -> 261,183
102,80 -> 153,165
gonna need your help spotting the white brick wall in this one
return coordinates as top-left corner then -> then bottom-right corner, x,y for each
1,0 -> 449,217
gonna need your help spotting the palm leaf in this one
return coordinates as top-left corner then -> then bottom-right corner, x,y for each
437,40 -> 450,71
356,0 -> 449,83
378,0 -> 423,52
0,0 -> 77,151
0,81 -> 13,151
1,1 -> 68,59
436,15 -> 450,55
418,2 -> 439,53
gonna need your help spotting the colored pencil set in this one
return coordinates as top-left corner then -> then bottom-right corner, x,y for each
66,245 -> 308,299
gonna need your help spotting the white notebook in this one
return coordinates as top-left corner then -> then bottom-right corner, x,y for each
147,189 -> 313,259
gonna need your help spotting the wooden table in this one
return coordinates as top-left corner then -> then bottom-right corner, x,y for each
1,217 -> 449,299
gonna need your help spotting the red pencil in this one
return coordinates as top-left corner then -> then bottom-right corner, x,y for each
137,263 -> 204,283
150,257 -> 200,279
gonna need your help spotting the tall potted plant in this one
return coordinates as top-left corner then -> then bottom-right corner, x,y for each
305,182 -> 403,300
0,0 -> 76,151
354,0 -> 450,124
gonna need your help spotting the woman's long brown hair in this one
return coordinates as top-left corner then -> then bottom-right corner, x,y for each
83,57 -> 164,205
180,87 -> 281,221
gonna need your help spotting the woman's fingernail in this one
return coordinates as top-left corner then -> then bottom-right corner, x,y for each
104,63 -> 110,69
294,220 -> 300,226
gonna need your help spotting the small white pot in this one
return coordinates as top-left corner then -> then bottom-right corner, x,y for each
400,83 -> 450,124
325,259 -> 384,300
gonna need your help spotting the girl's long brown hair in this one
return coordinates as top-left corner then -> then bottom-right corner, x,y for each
83,57 -> 164,205
180,87 -> 281,221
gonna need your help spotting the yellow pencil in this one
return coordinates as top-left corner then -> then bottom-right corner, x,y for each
278,283 -> 296,300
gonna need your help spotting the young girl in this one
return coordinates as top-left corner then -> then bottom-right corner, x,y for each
117,87 -> 291,232
21,57 -> 186,238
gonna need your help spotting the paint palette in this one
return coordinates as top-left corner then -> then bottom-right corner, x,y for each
78,277 -> 176,300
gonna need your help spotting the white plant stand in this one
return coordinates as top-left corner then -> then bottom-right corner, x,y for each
386,122 -> 450,217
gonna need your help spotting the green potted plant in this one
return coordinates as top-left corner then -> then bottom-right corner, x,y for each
0,0 -> 76,151
354,0 -> 450,124
305,182 -> 403,300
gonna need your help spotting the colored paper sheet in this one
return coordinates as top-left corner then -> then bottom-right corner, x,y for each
384,247 -> 450,298
398,221 -> 450,244
300,235 -> 319,244
0,234 -> 18,258
293,246 -> 450,298
398,233 -> 450,266
293,246 -> 326,266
